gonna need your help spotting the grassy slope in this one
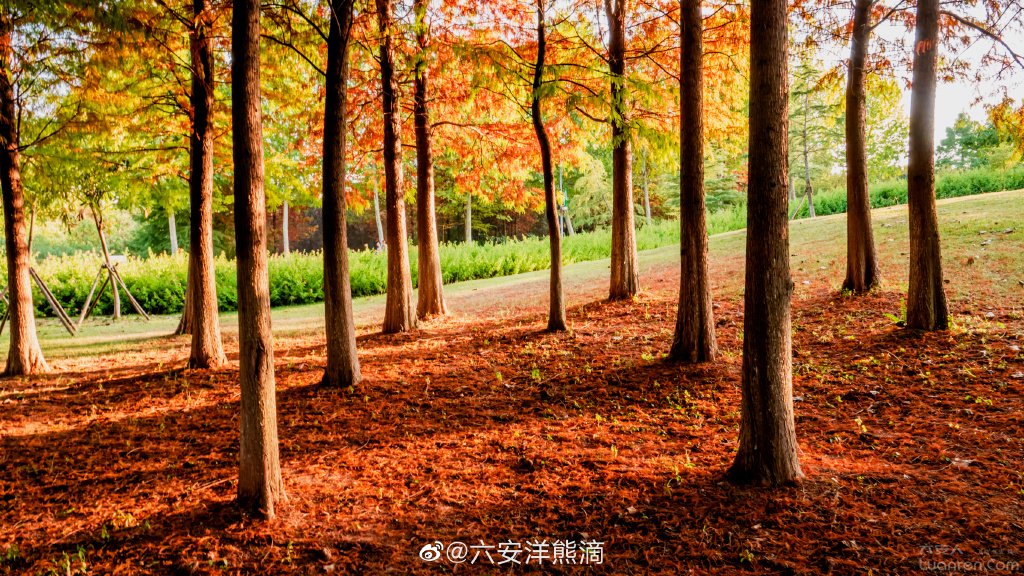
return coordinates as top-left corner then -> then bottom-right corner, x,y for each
5,188 -> 1021,362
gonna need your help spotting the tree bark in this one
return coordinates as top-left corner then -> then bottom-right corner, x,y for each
182,0 -> 226,368
168,211 -> 179,255
281,200 -> 290,254
670,0 -> 717,363
802,91 -> 815,218
532,0 -> 566,332
728,0 -> 803,485
412,0 -> 446,319
93,207 -> 121,320
842,0 -> 880,293
321,0 -> 361,389
0,14 -> 47,376
377,0 -> 416,334
232,0 -> 284,518
606,0 -> 639,300
905,0 -> 948,330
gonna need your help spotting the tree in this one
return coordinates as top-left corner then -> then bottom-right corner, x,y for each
670,0 -> 716,363
842,0 -> 879,292
181,0 -> 226,368
606,0 -> 638,300
377,0 -> 416,334
321,0 -> 361,388
728,0 -> 803,485
232,0 -> 284,518
532,0 -> 566,332
936,113 -> 1000,169
412,0 -> 447,319
0,8 -> 47,375
904,0 -> 948,331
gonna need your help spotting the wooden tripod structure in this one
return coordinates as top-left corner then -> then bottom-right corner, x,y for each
0,268 -> 78,337
77,261 -> 150,326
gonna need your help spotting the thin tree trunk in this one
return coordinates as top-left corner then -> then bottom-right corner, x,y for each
670,0 -> 717,363
372,174 -> 384,247
321,0 -> 360,388
377,0 -> 416,334
606,0 -> 639,300
93,207 -> 121,320
282,200 -> 290,254
802,91 -> 815,218
168,211 -> 178,255
413,0 -> 446,319
532,0 -> 566,332
728,0 -> 803,486
905,0 -> 948,330
232,0 -> 283,518
642,154 -> 652,226
183,0 -> 226,367
0,14 -> 46,375
842,0 -> 880,293
464,194 -> 472,243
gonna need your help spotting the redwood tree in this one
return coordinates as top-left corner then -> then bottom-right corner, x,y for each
377,0 -> 416,333
413,0 -> 446,319
670,0 -> 716,363
182,0 -> 226,368
531,0 -> 566,332
321,0 -> 361,388
0,10 -> 47,376
606,0 -> 639,300
728,0 -> 803,485
232,0 -> 284,518
842,0 -> 881,293
904,0 -> 948,330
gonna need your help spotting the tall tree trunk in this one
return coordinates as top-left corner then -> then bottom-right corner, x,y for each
532,1 -> 566,332
905,0 -> 948,330
281,200 -> 290,254
0,15 -> 46,376
321,0 -> 361,388
93,207 -> 121,320
413,0 -> 446,319
670,0 -> 717,363
232,0 -> 283,518
728,0 -> 803,485
377,0 -> 416,334
842,0 -> 880,293
168,211 -> 179,255
606,0 -> 639,300
641,154 -> 652,226
464,194 -> 472,243
183,0 -> 226,367
801,92 -> 815,218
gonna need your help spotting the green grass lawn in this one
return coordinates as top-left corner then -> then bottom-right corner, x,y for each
6,188 -> 1022,362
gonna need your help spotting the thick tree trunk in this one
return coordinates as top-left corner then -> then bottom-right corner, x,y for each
93,208 -> 121,320
728,0 -> 803,485
532,1 -> 566,331
842,0 -> 880,293
281,200 -> 290,254
670,0 -> 717,363
413,0 -> 446,319
464,195 -> 472,243
168,212 -> 178,255
905,0 -> 947,330
181,0 -> 226,367
321,0 -> 361,389
232,0 -> 284,518
606,0 -> 639,300
0,16 -> 47,376
377,0 -> 416,334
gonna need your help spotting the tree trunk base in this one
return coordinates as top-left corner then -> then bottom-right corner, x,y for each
4,347 -> 47,377
726,458 -> 804,487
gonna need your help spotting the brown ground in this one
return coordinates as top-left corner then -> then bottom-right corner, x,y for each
2,205 -> 1023,575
